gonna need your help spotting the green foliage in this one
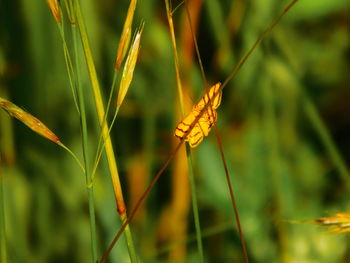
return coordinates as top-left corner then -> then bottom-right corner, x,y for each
0,0 -> 349,262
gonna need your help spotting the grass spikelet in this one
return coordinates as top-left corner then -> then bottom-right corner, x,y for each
312,212 -> 350,234
117,24 -> 143,108
0,97 -> 60,144
115,0 -> 137,70
46,0 -> 61,24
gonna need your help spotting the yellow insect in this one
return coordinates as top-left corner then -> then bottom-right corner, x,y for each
174,82 -> 222,147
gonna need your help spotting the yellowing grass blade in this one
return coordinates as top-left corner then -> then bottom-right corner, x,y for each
115,0 -> 138,70
0,97 -> 61,144
117,24 -> 144,107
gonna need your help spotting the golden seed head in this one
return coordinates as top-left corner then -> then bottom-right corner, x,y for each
0,97 -> 61,144
117,25 -> 143,108
313,212 -> 350,234
46,0 -> 61,24
115,0 -> 137,70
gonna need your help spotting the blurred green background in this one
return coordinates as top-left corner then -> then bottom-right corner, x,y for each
1,0 -> 350,262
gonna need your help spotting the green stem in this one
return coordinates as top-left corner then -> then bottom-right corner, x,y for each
122,215 -> 139,263
57,24 -> 80,114
92,107 -> 119,180
185,146 -> 204,263
92,72 -> 119,178
73,1 -> 138,262
164,1 -> 204,261
59,143 -> 85,172
72,22 -> 98,262
0,164 -> 7,263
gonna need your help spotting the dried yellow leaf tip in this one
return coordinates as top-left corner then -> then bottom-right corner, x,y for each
312,212 -> 350,234
117,25 -> 144,107
46,0 -> 61,24
115,0 -> 137,70
0,97 -> 61,144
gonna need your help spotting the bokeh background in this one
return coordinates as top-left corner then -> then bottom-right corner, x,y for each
1,0 -> 350,262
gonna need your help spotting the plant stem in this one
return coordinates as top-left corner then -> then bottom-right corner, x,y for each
59,143 -> 85,172
72,22 -> 98,262
92,107 -> 119,180
73,1 -> 138,262
183,2 -> 249,261
185,146 -> 204,263
0,163 -> 7,263
92,72 -> 118,177
57,24 -> 80,114
165,1 -> 204,262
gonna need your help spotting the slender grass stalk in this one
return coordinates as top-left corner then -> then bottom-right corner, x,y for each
58,143 -> 85,172
49,2 -> 98,258
165,1 -> 184,116
92,107 -> 119,180
165,1 -> 204,262
0,162 -> 7,263
184,2 -> 249,262
72,18 -> 98,261
92,72 -> 118,173
57,22 -> 80,114
73,0 -> 124,213
73,1 -> 138,262
184,147 -> 204,262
